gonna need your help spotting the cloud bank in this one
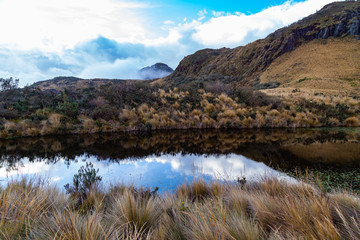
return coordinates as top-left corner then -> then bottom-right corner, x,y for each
0,0 -> 342,86
193,0 -> 342,47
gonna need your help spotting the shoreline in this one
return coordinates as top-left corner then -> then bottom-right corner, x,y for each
1,123 -> 360,140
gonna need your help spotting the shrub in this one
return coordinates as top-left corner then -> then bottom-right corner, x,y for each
57,99 -> 79,119
29,109 -> 48,123
344,116 -> 360,127
253,81 -> 280,90
90,105 -> 118,121
64,162 -> 102,211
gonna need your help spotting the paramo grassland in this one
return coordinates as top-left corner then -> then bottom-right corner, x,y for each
0,78 -> 359,139
0,176 -> 360,239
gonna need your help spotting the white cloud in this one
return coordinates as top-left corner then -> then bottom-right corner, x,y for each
197,9 -> 207,20
193,0 -> 343,48
0,0 -> 148,51
198,9 -> 207,17
79,58 -> 143,79
212,11 -> 225,17
164,20 -> 175,25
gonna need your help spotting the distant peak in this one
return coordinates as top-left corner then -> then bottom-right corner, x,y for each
138,63 -> 174,80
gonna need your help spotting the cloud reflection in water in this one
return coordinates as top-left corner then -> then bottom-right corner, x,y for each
0,153 -> 290,193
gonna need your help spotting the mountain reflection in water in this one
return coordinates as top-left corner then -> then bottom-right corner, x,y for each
0,128 -> 359,192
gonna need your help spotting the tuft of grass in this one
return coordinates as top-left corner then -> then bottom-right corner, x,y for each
31,209 -> 113,240
0,177 -> 359,239
109,189 -> 162,234
225,212 -> 264,240
0,178 -> 57,239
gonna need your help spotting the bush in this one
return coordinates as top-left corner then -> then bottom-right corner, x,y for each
344,116 -> 360,127
64,162 -> 102,210
229,88 -> 280,107
57,100 -> 79,119
90,105 -> 118,121
253,81 -> 280,90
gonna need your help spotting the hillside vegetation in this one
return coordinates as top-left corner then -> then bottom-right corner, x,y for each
0,76 -> 359,139
0,2 -> 360,139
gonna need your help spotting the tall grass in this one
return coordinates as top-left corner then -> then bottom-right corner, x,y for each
0,177 -> 359,239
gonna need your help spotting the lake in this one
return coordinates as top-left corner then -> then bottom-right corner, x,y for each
0,128 -> 359,193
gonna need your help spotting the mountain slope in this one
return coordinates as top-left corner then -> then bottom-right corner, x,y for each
159,1 -> 360,90
260,38 -> 360,89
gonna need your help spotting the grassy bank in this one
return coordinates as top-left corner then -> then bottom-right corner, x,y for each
1,82 -> 360,139
0,177 -> 359,239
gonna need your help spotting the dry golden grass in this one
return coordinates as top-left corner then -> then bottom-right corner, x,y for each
48,113 -> 62,128
260,38 -> 360,92
0,177 -> 360,239
109,189 -> 163,233
35,78 -> 123,92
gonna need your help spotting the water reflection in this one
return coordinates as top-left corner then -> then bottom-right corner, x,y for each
0,153 -> 287,193
0,128 -> 359,192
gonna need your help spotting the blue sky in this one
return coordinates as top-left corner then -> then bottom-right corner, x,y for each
144,0 -> 301,20
0,0 -> 341,85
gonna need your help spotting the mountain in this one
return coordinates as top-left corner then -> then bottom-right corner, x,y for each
31,63 -> 173,91
158,1 -> 360,92
31,76 -> 141,91
138,63 -> 174,80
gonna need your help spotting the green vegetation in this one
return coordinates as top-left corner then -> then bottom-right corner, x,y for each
0,176 -> 359,239
340,77 -> 359,87
64,162 -> 102,212
297,77 -> 311,83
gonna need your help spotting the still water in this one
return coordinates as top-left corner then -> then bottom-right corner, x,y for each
0,128 -> 359,192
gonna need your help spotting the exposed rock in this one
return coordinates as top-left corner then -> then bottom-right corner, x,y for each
318,27 -> 330,39
348,18 -> 360,35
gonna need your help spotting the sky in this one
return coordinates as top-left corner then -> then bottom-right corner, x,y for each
0,0 -> 342,86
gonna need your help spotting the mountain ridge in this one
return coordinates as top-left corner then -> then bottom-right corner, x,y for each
158,1 -> 360,90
